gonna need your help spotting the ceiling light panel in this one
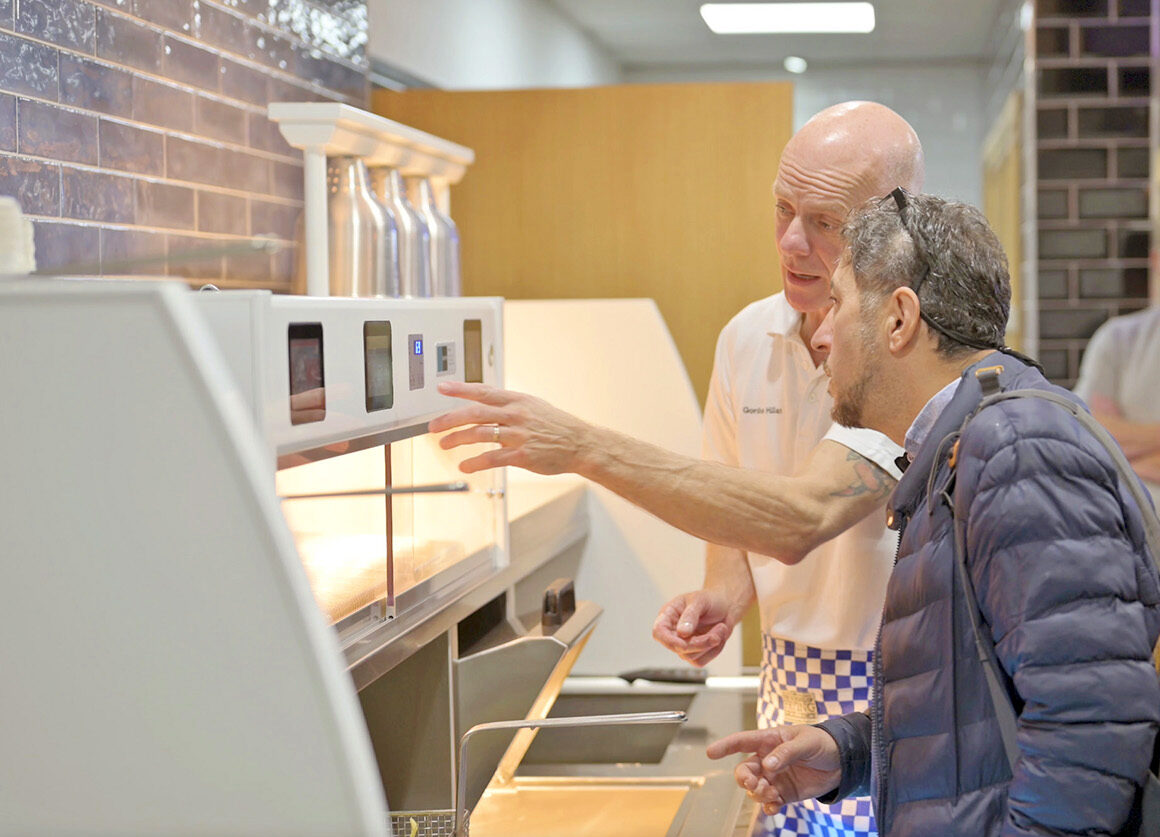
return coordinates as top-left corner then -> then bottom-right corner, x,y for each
700,3 -> 876,34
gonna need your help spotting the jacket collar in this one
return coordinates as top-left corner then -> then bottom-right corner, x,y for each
887,352 -> 1026,528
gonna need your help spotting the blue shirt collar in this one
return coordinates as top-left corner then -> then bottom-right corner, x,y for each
904,379 -> 960,461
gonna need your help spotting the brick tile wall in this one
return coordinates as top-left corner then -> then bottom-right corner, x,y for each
0,0 -> 368,287
1034,0 -> 1154,386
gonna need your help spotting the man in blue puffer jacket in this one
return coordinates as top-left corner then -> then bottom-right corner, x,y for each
707,191 -> 1160,835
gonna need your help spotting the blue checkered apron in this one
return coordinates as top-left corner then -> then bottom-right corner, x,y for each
750,635 -> 877,837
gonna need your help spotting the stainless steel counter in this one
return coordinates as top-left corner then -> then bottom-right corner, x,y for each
512,677 -> 761,836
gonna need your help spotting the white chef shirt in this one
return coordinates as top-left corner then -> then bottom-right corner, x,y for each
703,293 -> 903,651
1073,306 -> 1160,502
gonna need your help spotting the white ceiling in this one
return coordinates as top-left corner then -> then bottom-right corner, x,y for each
548,0 -> 1006,69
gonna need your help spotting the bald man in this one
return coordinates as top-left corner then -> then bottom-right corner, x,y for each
431,102 -> 925,837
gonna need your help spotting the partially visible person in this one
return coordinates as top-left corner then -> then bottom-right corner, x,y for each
708,192 -> 1160,835
432,101 -> 925,837
1074,305 -> 1160,500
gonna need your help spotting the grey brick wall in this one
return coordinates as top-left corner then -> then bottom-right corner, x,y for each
1035,0 -> 1154,385
0,0 -> 368,288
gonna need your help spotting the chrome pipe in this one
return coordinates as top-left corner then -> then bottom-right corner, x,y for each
455,710 -> 688,836
278,481 -> 470,501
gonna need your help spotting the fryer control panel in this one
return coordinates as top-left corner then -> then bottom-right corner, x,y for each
194,293 -> 503,461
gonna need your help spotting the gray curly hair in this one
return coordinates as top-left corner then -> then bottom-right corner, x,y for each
841,192 -> 1011,359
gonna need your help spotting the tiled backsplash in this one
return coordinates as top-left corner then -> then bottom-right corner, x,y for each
1035,0 -> 1153,386
0,0 -> 369,288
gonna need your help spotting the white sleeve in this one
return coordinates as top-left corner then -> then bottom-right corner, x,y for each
1073,319 -> 1120,404
823,423 -> 905,481
702,328 -> 739,467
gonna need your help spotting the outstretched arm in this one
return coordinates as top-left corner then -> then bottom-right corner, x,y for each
429,382 -> 895,564
1086,394 -> 1160,461
1133,451 -> 1160,485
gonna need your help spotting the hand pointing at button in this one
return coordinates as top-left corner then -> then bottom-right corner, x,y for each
429,381 -> 598,475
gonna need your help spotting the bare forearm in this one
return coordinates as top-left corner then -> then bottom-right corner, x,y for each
431,383 -> 895,562
703,544 -> 757,619
1089,405 -> 1160,459
1134,451 -> 1160,485
575,426 -> 892,563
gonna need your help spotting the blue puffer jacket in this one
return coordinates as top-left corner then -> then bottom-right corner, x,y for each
820,353 -> 1160,835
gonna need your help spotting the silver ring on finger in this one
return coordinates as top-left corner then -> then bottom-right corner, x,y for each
491,425 -> 501,444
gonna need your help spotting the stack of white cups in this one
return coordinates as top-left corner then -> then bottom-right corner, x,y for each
0,196 -> 36,275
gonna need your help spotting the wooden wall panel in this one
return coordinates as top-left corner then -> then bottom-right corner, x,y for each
983,90 -> 1024,352
374,82 -> 794,404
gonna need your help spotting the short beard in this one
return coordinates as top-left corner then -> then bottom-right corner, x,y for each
831,369 -> 873,428
830,318 -> 879,429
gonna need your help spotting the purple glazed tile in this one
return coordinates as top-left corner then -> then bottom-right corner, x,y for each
220,58 -> 268,104
197,189 -> 248,234
96,9 -> 163,73
60,54 -> 133,118
166,232 -> 224,281
248,111 -> 295,157
136,179 -> 195,229
0,156 -> 61,216
163,35 -> 220,92
132,75 -> 194,132
250,197 -> 298,238
245,26 -> 294,73
297,51 -> 366,99
225,248 -> 272,283
267,76 -> 315,104
195,2 -> 249,57
16,0 -> 96,54
33,220 -> 100,273
133,0 -> 190,33
222,145 -> 268,193
89,0 -> 132,10
0,94 -> 15,151
0,0 -> 12,30
167,135 -> 225,187
99,119 -> 164,176
270,241 -> 299,291
19,100 -> 98,166
324,60 -> 368,103
254,0 -> 283,25
101,226 -> 167,275
0,32 -> 60,99
61,165 -> 134,223
268,159 -> 302,200
225,0 -> 268,23
194,95 -> 247,144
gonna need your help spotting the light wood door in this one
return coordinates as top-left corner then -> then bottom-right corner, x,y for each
983,90 -> 1024,351
374,82 -> 794,404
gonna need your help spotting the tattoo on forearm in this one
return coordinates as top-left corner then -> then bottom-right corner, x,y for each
830,450 -> 894,499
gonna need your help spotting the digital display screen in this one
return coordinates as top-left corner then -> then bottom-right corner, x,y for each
408,332 -> 425,390
288,323 -> 325,425
464,319 -> 483,383
364,321 -> 393,412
